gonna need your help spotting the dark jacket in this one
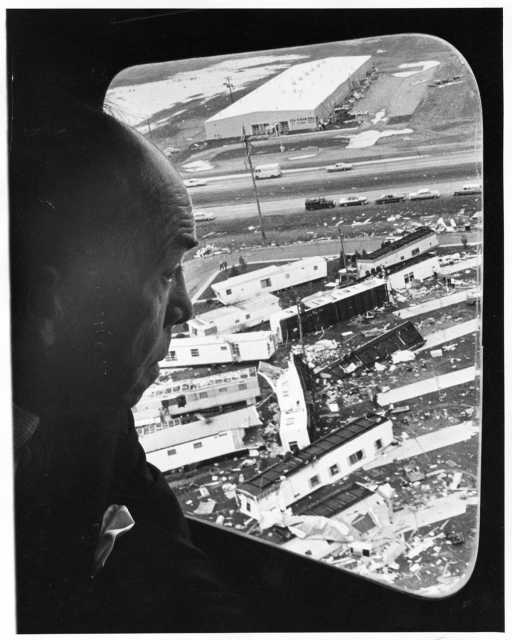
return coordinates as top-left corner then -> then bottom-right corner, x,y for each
15,407 -> 246,633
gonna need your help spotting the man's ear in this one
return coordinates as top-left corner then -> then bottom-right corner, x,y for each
26,266 -> 63,348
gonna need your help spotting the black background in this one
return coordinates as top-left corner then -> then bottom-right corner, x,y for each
7,8 -> 503,632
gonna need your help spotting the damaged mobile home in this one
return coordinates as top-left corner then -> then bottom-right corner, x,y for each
356,227 -> 438,278
188,293 -> 280,337
212,256 -> 327,305
236,413 -> 393,527
270,278 -> 388,343
161,331 -> 278,367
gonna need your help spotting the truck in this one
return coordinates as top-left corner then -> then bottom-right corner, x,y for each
254,163 -> 282,179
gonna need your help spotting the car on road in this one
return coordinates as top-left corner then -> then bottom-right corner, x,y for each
305,197 -> 336,211
374,193 -> 406,204
326,162 -> 353,173
193,210 -> 216,222
408,188 -> 441,200
254,163 -> 282,179
184,178 -> 207,188
339,195 -> 368,207
453,183 -> 482,196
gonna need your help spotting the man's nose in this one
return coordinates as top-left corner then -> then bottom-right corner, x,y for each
164,269 -> 193,327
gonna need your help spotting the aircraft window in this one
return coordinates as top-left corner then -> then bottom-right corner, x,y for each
106,32 -> 482,598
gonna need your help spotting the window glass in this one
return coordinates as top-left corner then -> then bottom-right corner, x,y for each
107,32 -> 482,599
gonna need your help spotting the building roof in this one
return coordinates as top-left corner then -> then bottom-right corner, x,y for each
189,293 -> 280,327
238,413 -> 389,497
237,293 -> 281,311
270,277 -> 386,322
359,227 -> 436,261
170,331 -> 274,348
213,257 -> 324,291
385,251 -> 439,275
290,481 -> 373,518
189,305 -> 242,327
206,56 -> 371,123
144,405 -> 261,450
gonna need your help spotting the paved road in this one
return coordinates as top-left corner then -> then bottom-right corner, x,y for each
377,366 -> 477,405
363,421 -> 478,468
183,233 -> 482,299
394,287 -> 480,319
189,149 -> 481,213
417,319 -> 479,352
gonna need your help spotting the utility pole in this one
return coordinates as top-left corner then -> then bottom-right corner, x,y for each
336,220 -> 347,270
336,220 -> 347,285
224,76 -> 234,104
295,293 -> 304,352
242,125 -> 267,245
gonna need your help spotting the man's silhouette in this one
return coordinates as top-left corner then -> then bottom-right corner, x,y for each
11,108 -> 245,632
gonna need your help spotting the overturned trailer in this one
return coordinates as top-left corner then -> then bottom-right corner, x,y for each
324,320 -> 425,376
347,321 -> 425,367
270,278 -> 388,343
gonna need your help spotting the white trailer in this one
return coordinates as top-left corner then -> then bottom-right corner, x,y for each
133,365 -> 260,420
188,293 -> 280,337
212,257 -> 327,305
356,227 -> 438,277
161,331 -> 278,368
258,357 -> 310,453
386,253 -> 440,290
236,414 -> 393,526
138,405 -> 262,472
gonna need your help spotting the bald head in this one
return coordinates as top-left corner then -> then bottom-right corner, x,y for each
12,109 -> 195,282
11,108 -> 197,413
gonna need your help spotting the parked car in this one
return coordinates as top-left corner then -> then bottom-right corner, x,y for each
193,210 -> 216,222
374,193 -> 406,204
305,197 -> 336,211
326,162 -> 353,172
339,195 -> 368,207
408,188 -> 441,200
453,183 -> 482,196
184,178 -> 207,187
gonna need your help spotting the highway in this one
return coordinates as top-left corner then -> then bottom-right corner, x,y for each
188,149 -> 481,217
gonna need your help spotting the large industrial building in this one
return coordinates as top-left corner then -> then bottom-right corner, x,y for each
205,56 -> 372,140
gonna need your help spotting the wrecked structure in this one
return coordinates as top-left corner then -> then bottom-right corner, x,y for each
270,277 -> 388,343
385,252 -> 440,290
356,227 -> 438,278
258,355 -> 311,453
236,413 -> 393,527
138,404 -> 262,472
161,331 -> 278,367
133,365 -> 260,420
188,293 -> 280,337
335,321 -> 425,374
212,256 -> 327,305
